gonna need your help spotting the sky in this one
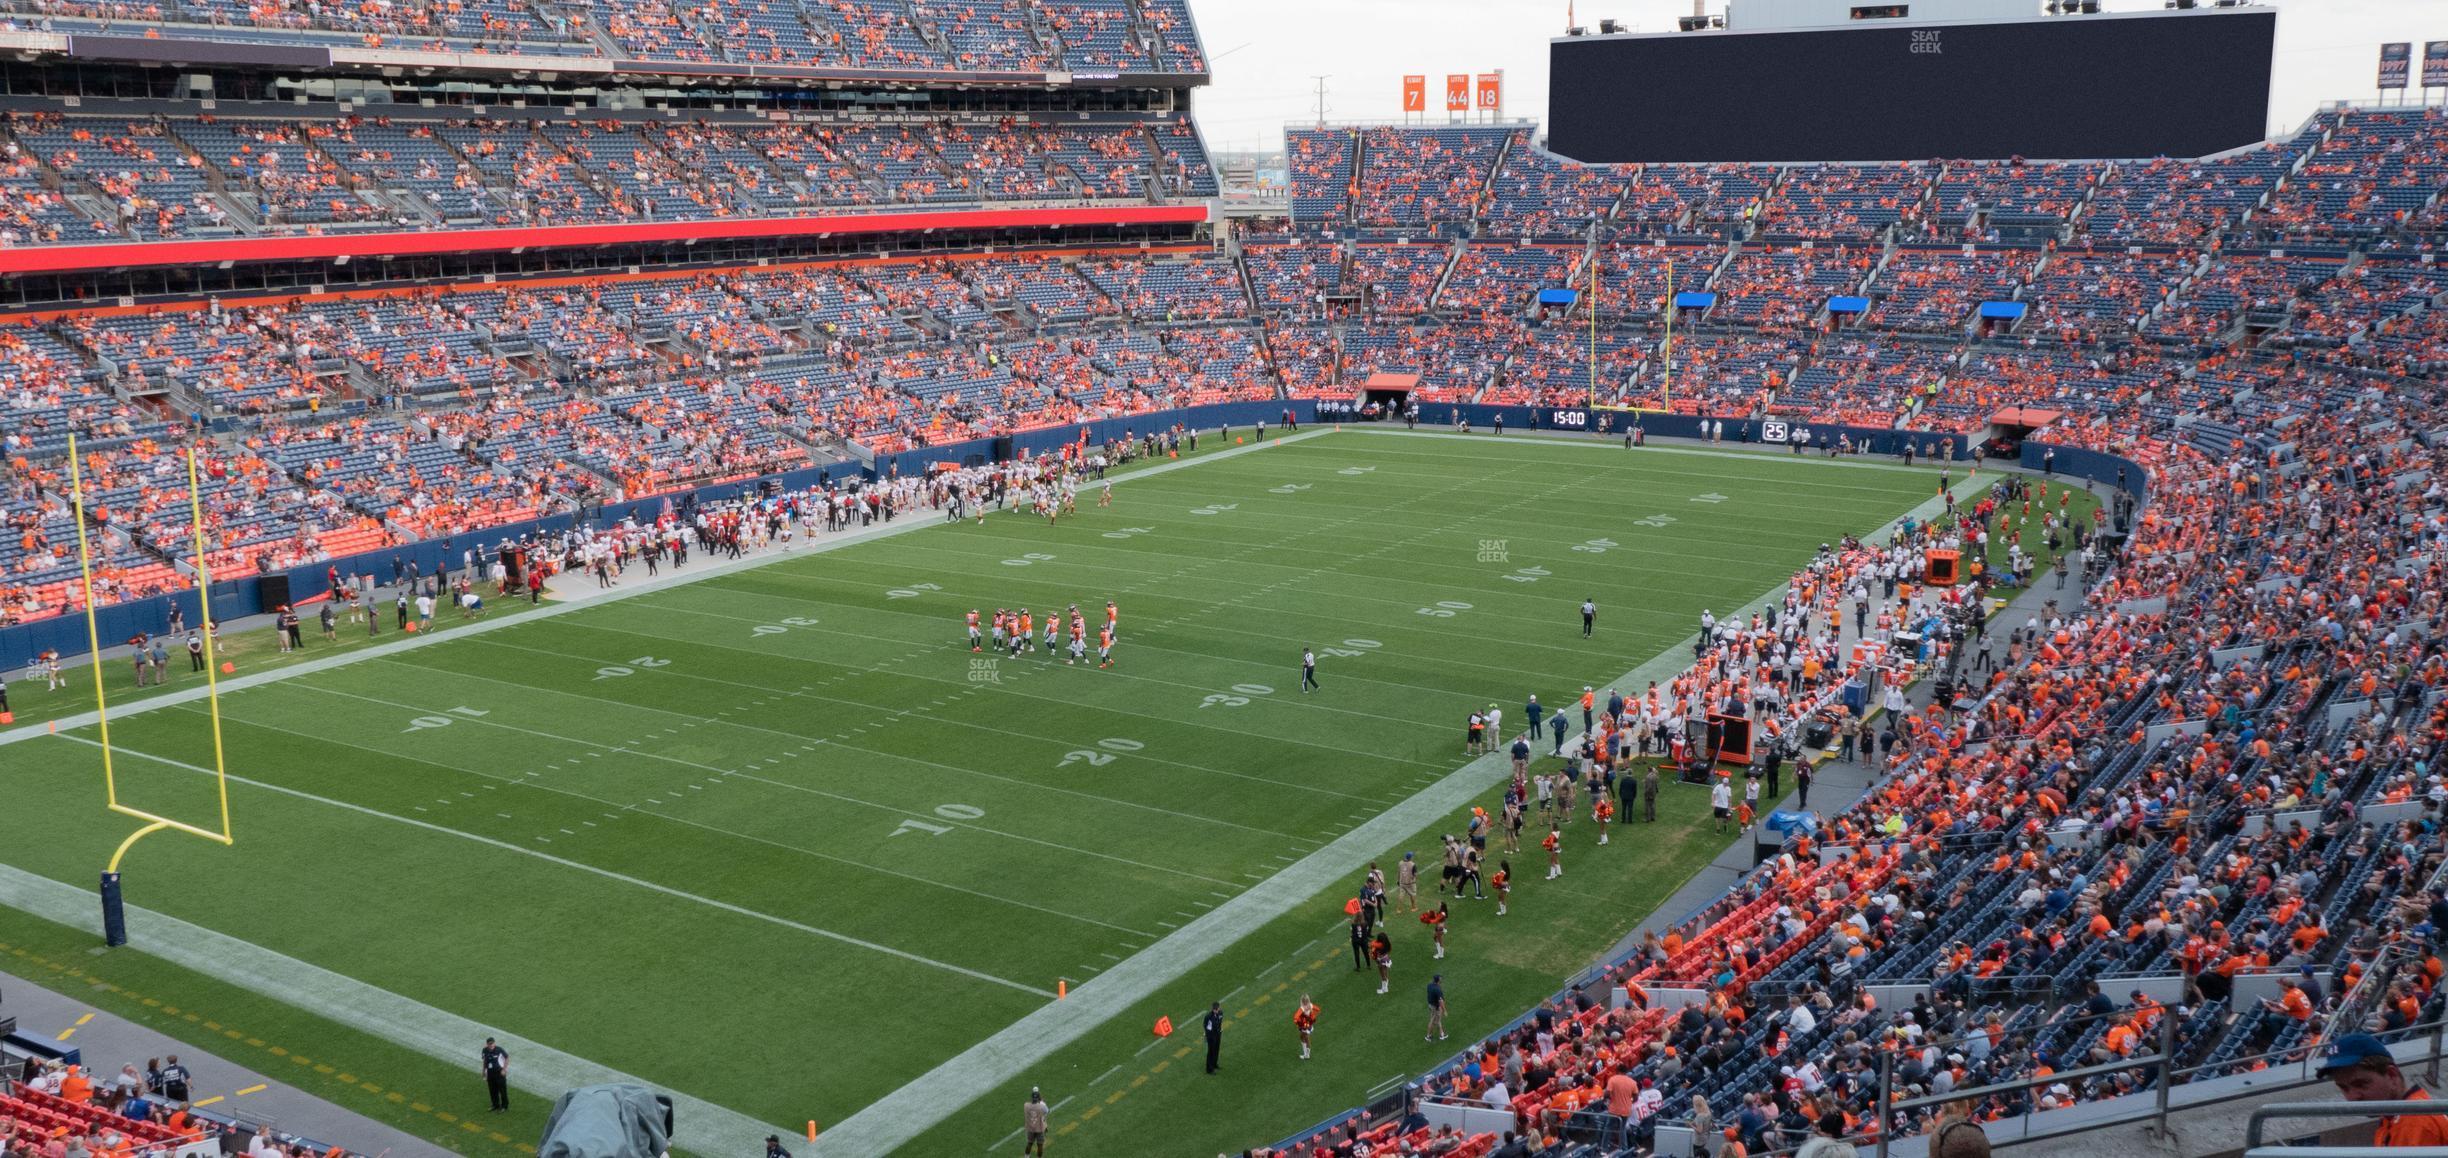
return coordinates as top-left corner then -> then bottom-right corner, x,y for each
1184,0 -> 2444,158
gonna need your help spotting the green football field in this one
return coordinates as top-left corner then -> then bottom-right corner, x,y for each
0,430 -> 1947,1157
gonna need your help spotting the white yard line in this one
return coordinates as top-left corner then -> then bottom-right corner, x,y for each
52,733 -> 1057,998
0,864 -> 793,1157
0,429 -> 1336,751
805,470 -> 1983,1157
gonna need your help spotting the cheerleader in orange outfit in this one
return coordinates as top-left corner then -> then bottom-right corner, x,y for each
1422,901 -> 1450,960
1492,861 -> 1512,917
1293,995 -> 1320,1060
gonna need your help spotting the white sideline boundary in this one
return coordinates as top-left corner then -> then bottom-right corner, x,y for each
0,426 -> 1977,1157
808,464 -> 1979,1157
0,427 -> 1335,751
0,861 -> 785,1158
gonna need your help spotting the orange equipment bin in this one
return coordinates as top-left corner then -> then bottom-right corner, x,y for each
1925,549 -> 1961,586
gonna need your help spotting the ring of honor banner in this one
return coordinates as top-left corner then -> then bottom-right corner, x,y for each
1402,74 -> 1425,113
2425,42 -> 2448,89
1445,73 -> 1469,113
2379,42 -> 2411,90
1475,72 -> 1503,112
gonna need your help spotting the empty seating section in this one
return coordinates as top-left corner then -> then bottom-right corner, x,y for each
1482,135 -> 1624,238
1350,244 -> 1451,315
9,113 -> 224,240
1756,162 -> 1929,241
1077,258 -> 1248,320
2081,150 -> 2289,246
2025,251 -> 2190,343
1353,126 -> 1512,233
0,112 -> 1212,242
1925,159 -> 2096,240
1711,246 -> 1873,330
1245,240 -> 1343,315
2147,255 -> 2341,343
1437,246 -> 1569,317
1493,324 -> 1645,406
2259,108 -> 2448,240
1872,249 -> 2036,332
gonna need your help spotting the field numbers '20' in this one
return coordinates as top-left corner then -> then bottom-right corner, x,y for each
1001,553 -> 1057,567
1188,503 -> 1238,517
1416,601 -> 1474,618
401,706 -> 491,733
884,582 -> 943,599
751,617 -> 821,637
1058,737 -> 1146,768
594,656 -> 672,680
1200,683 -> 1275,709
892,803 -> 986,838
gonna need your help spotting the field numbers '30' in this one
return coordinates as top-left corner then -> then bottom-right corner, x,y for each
1200,683 -> 1274,709
594,657 -> 672,680
1058,738 -> 1146,767
751,616 -> 820,637
1416,601 -> 1473,618
884,582 -> 943,599
401,706 -> 491,733
893,803 -> 986,838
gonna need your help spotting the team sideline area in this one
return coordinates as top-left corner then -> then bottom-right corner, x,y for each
2,0 -> 2448,1156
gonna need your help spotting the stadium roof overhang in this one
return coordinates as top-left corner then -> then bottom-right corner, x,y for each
0,204 -> 1213,277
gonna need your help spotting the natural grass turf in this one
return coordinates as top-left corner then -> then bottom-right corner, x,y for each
0,431 -> 1941,1155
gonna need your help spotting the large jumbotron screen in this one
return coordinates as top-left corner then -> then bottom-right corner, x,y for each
1548,7 -> 2275,164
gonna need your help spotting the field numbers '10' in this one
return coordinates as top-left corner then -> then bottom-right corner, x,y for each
1058,737 -> 1146,767
1001,553 -> 1057,567
1200,683 -> 1274,709
884,582 -> 943,599
893,803 -> 986,838
751,616 -> 821,637
594,656 -> 672,680
401,706 -> 491,733
1416,601 -> 1473,618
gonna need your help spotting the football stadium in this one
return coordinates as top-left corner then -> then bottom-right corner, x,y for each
0,0 -> 2444,1156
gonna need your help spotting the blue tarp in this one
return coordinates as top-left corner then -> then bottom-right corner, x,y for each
1827,295 -> 1869,314
1537,288 -> 1580,305
1979,300 -> 2028,320
1672,291 -> 1717,310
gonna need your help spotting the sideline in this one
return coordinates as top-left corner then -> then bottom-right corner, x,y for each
806,463 -> 1984,1156
0,428 -> 1333,750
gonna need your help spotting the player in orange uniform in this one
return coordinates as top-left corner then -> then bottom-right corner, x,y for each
966,609 -> 982,652
1098,623 -> 1115,668
1105,600 -> 1118,640
1293,995 -> 1319,1060
1015,610 -> 1033,657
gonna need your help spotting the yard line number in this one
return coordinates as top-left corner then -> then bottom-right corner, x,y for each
1057,737 -> 1147,768
594,656 -> 672,680
1002,553 -> 1058,567
400,706 -> 491,733
884,582 -> 944,599
893,803 -> 987,838
1416,601 -> 1474,618
751,616 -> 821,637
1200,683 -> 1275,709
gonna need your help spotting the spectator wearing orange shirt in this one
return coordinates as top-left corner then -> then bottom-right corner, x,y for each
2320,1033 -> 2448,1148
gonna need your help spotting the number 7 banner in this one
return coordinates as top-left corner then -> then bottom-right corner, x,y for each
1402,75 -> 1425,113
